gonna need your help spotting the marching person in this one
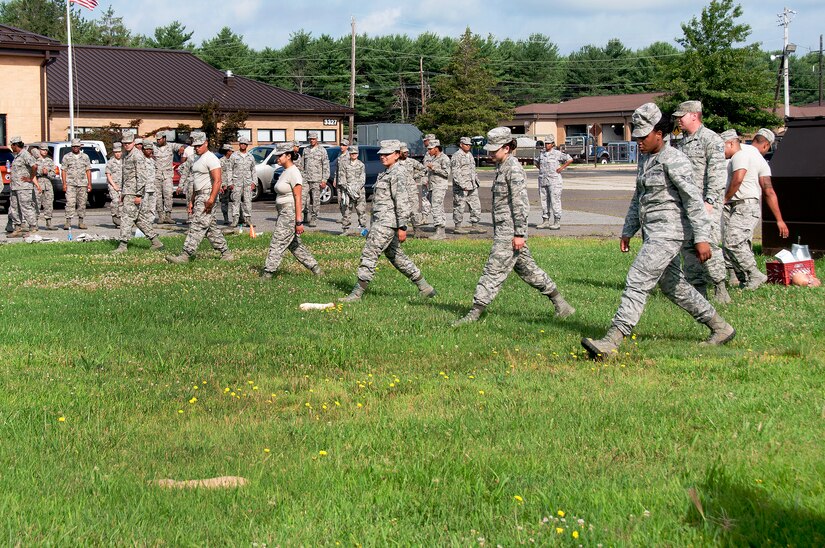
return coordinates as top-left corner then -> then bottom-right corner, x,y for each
261,142 -> 322,278
61,138 -> 91,230
419,133 -> 435,220
535,135 -> 572,230
398,142 -> 428,237
425,139 -> 450,240
454,127 -> 574,326
451,136 -> 484,234
340,139 -> 436,302
7,137 -> 39,237
229,136 -> 256,228
166,132 -> 233,263
219,144 -> 234,224
105,142 -> 124,227
581,104 -> 735,359
154,131 -> 175,225
336,145 -> 368,235
301,131 -> 329,227
34,143 -> 57,231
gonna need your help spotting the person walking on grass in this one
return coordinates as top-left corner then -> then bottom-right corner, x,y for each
340,139 -> 436,302
453,127 -> 575,326
581,103 -> 735,359
261,142 -> 322,279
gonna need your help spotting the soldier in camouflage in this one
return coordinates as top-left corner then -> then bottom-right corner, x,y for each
340,139 -> 436,302
112,132 -> 164,254
105,142 -> 123,228
301,131 -> 329,227
581,103 -> 735,359
454,127 -> 574,326
398,142 -> 428,237
673,100 -> 730,303
175,143 -> 193,225
142,142 -> 158,226
336,145 -> 368,235
218,144 -> 234,224
34,143 -> 57,231
166,132 -> 233,263
535,135 -> 572,230
61,138 -> 91,230
153,131 -> 175,224
230,136 -> 256,228
419,133 -> 435,220
425,139 -> 450,240
451,136 -> 484,234
6,137 -> 39,237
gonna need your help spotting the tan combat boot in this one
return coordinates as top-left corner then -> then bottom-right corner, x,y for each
700,313 -> 736,346
581,326 -> 625,360
339,281 -> 368,302
452,305 -> 484,327
550,291 -> 575,318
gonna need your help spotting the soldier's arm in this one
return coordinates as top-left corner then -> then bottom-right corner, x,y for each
392,170 -> 412,229
705,139 -> 727,200
509,170 -> 530,238
759,176 -> 789,238
60,158 -> 68,187
321,151 -> 330,182
357,162 -> 365,190
667,160 -> 711,244
432,156 -> 450,178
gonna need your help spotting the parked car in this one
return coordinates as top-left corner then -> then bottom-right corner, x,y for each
0,145 -> 15,212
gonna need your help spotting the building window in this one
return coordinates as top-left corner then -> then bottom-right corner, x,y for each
294,129 -> 336,143
257,129 -> 287,143
237,129 -> 252,142
322,130 -> 337,143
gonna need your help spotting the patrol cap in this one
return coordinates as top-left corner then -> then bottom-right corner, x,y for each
273,141 -> 293,156
340,138 -> 350,146
631,103 -> 663,138
673,100 -> 702,117
755,128 -> 775,144
191,131 -> 207,146
134,138 -> 144,146
70,138 -> 82,146
308,131 -> 319,140
292,140 -> 301,147
38,142 -> 49,151
121,131 -> 135,143
400,142 -> 409,152
483,127 -> 513,151
719,129 -> 739,142
423,133 -> 436,141
10,136 -> 23,145
112,142 -> 122,151
378,139 -> 401,154
238,136 -> 250,145
459,136 -> 471,146
156,131 -> 168,140
349,145 -> 359,154
427,139 -> 441,149
143,142 -> 154,151
545,134 -> 556,144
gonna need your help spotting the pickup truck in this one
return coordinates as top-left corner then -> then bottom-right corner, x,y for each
561,135 -> 610,164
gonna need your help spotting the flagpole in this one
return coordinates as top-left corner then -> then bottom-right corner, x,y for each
66,0 -> 75,139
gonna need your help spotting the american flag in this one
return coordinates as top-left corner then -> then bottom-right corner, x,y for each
70,0 -> 98,10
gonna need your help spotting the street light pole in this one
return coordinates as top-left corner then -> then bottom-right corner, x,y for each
778,7 -> 797,118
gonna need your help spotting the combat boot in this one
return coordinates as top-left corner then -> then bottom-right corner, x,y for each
536,219 -> 550,229
431,227 -> 446,240
700,313 -> 736,346
260,270 -> 274,280
452,305 -> 484,327
339,280 -> 368,302
7,228 -> 25,238
221,250 -> 235,261
549,291 -> 575,318
111,242 -> 128,254
311,265 -> 324,276
453,224 -> 470,234
713,282 -> 731,304
581,326 -> 625,360
45,219 -> 57,231
112,216 -> 121,228
548,221 -> 561,230
743,270 -> 768,291
63,221 -> 71,230
470,223 -> 486,234
165,252 -> 191,264
150,237 -> 165,251
414,277 -> 437,298
78,219 -> 87,230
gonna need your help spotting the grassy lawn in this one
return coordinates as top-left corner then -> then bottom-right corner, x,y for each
1,233 -> 823,545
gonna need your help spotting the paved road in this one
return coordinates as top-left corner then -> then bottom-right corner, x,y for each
5,164 -> 639,242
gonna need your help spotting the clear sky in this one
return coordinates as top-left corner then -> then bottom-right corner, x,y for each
100,1 -> 823,56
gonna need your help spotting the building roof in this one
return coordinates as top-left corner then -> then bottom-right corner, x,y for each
516,92 -> 663,117
47,45 -> 353,116
0,24 -> 62,52
788,103 -> 825,118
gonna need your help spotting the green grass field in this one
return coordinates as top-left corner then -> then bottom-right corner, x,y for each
1,233 -> 823,545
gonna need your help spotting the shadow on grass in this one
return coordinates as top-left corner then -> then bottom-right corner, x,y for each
569,276 -> 627,291
687,466 -> 825,546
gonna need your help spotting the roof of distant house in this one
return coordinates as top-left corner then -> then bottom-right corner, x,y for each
788,103 -> 825,118
47,45 -> 353,116
0,24 -> 62,51
516,93 -> 664,117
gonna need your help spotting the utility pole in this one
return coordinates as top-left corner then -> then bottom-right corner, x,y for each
778,7 -> 797,118
419,57 -> 426,115
349,16 -> 356,143
819,34 -> 823,106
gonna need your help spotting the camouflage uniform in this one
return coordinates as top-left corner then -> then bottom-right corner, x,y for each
61,150 -> 91,226
154,140 -> 174,222
119,146 -> 158,244
425,148 -> 450,229
337,153 -> 368,232
450,147 -> 481,228
181,150 -> 229,257
471,154 -> 559,307
301,143 -> 329,225
177,155 -> 194,223
676,124 -> 727,290
264,163 -> 319,274
536,147 -> 572,225
398,155 -> 427,226
612,146 -> 717,335
10,147 -> 38,231
34,153 -> 56,227
219,152 -> 233,223
105,154 -> 123,225
142,149 -> 157,223
230,150 -> 256,226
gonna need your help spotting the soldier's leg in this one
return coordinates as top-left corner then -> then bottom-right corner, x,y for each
288,234 -> 319,271
17,189 -> 37,230
109,188 -> 121,223
723,203 -> 760,283
538,185 -> 551,221
241,184 -> 253,225
183,195 -> 211,256
612,239 -> 680,336
704,205 -> 726,285
356,225 -> 395,283
34,188 -> 42,222
420,185 -> 431,217
468,188 -> 482,225
339,196 -> 351,231
205,214 -> 229,253
431,183 -> 447,228
680,243 -> 707,292
76,186 -> 88,225
384,232 -> 422,281
42,184 -> 54,222
550,181 -> 563,223
229,186 -> 242,225
119,199 -> 138,243
406,182 -> 421,226
65,186 -> 77,224
162,177 -> 174,219
309,182 -> 321,224
452,187 -> 467,227
658,252 -> 716,325
513,244 -> 557,296
135,198 -> 159,240
8,190 -> 20,230
355,194 -> 368,228
472,238 -> 518,307
263,211 -> 295,273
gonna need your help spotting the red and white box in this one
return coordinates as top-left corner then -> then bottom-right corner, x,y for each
766,259 -> 816,285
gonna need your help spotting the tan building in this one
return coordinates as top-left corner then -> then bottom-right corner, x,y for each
46,45 -> 353,144
0,25 -> 62,144
505,92 -> 663,145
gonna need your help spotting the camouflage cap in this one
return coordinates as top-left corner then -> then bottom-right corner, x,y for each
112,142 -> 122,151
134,138 -> 144,146
459,136 -> 471,146
191,131 -> 207,146
378,139 -> 401,154
631,103 -> 662,138
238,136 -> 250,145
400,142 -> 409,152
719,129 -> 739,142
156,131 -> 168,141
349,145 -> 359,154
545,134 -> 556,144
427,139 -> 441,149
143,142 -> 154,151
423,133 -> 436,141
70,138 -> 82,146
340,138 -> 350,146
308,131 -> 319,140
292,141 -> 301,148
221,144 -> 233,152
755,128 -> 775,144
274,142 -> 293,156
483,127 -> 513,151
121,131 -> 135,143
38,142 -> 49,151
9,136 -> 23,145
673,100 -> 702,117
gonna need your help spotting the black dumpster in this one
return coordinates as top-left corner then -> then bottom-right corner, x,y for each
764,116 -> 825,257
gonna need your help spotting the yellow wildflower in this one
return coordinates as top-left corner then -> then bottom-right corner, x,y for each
555,527 -> 563,534
514,495 -> 524,503
264,448 -> 270,453
557,510 -> 565,517
189,397 -> 197,404
58,416 -> 66,422
572,531 -> 579,539
319,450 -> 328,456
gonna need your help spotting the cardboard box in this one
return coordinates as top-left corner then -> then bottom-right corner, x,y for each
766,259 -> 816,285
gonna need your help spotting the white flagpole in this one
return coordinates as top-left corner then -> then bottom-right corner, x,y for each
66,0 -> 75,139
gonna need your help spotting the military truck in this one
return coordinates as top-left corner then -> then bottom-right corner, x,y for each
561,135 -> 611,164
